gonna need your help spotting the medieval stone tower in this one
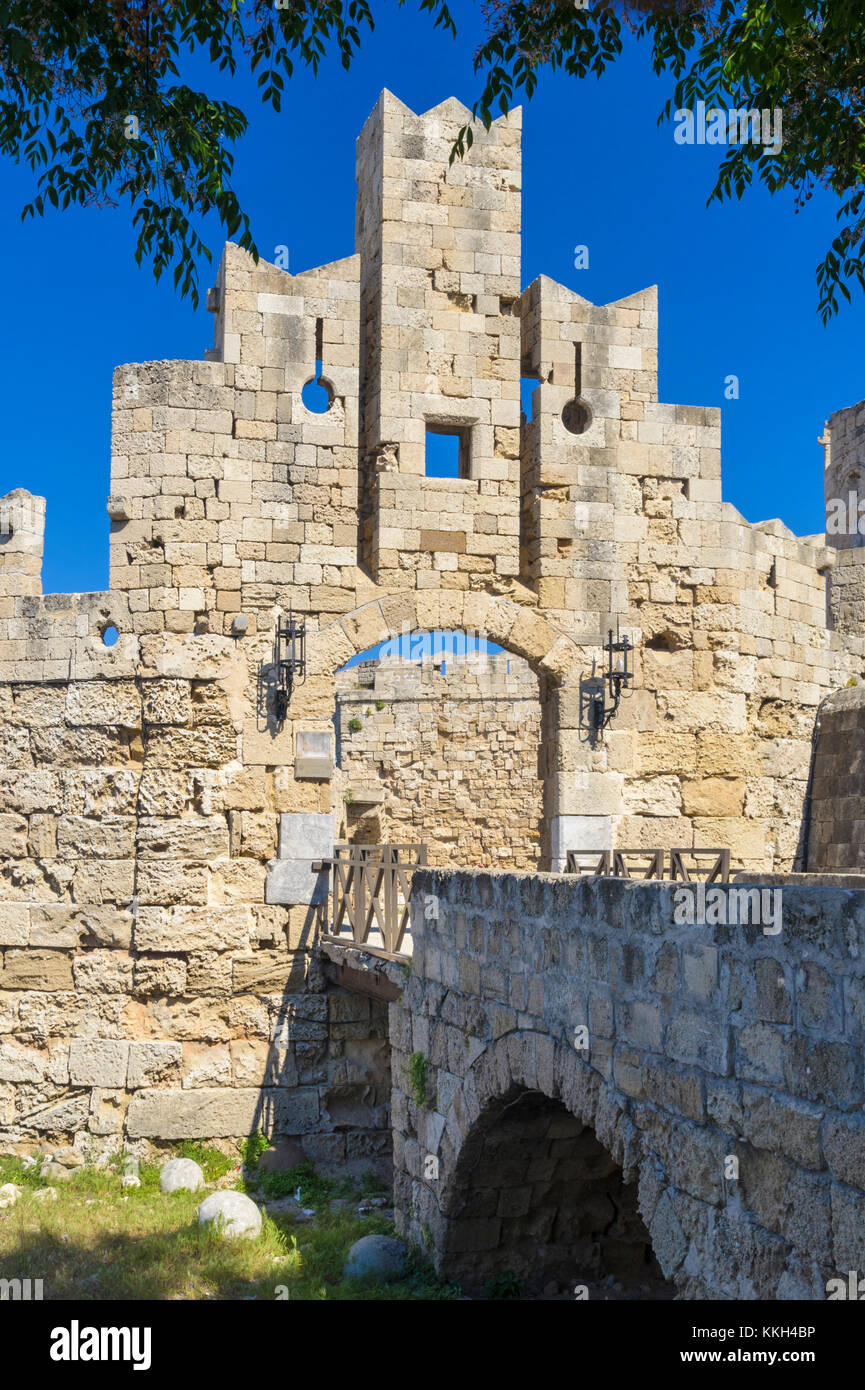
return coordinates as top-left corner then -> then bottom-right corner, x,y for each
0,91 -> 864,1156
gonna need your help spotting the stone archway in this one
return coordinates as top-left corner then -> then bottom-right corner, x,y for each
396,1032 -> 681,1300
438,1084 -> 672,1298
306,590 -> 584,684
305,591 -> 585,869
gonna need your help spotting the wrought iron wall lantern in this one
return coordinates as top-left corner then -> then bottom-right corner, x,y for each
579,625 -> 634,739
273,607 -> 306,723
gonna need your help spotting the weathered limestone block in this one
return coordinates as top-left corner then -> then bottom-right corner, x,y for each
219,767 -> 270,811
132,956 -> 187,997
680,777 -> 746,818
136,860 -> 208,906
0,905 -> 29,947
10,687 -> 67,726
622,775 -> 680,816
137,634 -> 236,680
56,815 -> 136,858
61,769 -> 139,817
137,770 -> 189,816
821,1113 -> 865,1187
27,813 -> 57,858
68,1039 -> 130,1088
73,951 -> 135,994
831,1184 -> 865,1271
0,1041 -> 46,1082
89,1087 -> 127,1136
15,990 -> 86,1040
136,995 -> 233,1045
229,1038 -> 271,1087
78,908 -> 134,950
134,905 -> 252,953
65,681 -> 141,728
185,951 -> 233,995
240,719 -> 296,766
137,815 -> 229,859
181,1042 -> 232,1088
190,682 -> 234,727
0,770 -> 61,815
127,1041 -> 183,1088
207,858 -> 265,905
141,679 -> 191,725
143,725 -> 238,769
126,1087 -> 263,1139
29,726 -> 138,767
306,622 -> 356,677
228,811 -> 276,860
28,1093 -> 91,1133
232,951 -> 308,995
1,950 -> 74,990
0,813 -> 28,856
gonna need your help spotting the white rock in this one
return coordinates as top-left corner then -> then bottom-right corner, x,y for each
197,1190 -> 262,1240
32,1187 -> 58,1202
160,1157 -> 205,1194
0,1182 -> 21,1209
344,1234 -> 407,1282
121,1155 -> 140,1188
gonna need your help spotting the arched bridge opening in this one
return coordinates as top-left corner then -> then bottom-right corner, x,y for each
440,1085 -> 674,1301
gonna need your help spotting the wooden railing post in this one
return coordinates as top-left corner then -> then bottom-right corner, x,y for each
383,845 -> 395,954
355,849 -> 366,945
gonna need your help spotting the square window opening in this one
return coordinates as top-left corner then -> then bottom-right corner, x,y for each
425,424 -> 471,479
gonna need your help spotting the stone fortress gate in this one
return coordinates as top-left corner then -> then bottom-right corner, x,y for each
2,92 -> 865,1297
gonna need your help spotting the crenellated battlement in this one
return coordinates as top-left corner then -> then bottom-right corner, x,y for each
1,92 -> 865,1160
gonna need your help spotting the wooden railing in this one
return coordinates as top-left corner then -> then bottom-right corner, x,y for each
566,848 -> 731,882
315,843 -> 428,957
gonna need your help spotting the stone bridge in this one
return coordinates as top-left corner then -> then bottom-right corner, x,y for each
377,869 -> 865,1299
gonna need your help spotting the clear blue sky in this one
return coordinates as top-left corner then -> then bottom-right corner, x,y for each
1,3 -> 860,595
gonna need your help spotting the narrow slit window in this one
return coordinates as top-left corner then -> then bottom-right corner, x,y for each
302,317 -> 332,413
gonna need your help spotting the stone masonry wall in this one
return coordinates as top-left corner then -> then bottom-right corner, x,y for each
806,684 -> 865,871
392,869 -> 865,1298
334,653 -> 543,868
3,87 -> 865,1151
0,640 -> 390,1169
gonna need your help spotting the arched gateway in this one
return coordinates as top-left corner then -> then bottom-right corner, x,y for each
302,590 -> 588,869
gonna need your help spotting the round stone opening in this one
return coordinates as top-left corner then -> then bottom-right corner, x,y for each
562,399 -> 592,435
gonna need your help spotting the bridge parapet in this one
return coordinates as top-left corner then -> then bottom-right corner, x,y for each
391,869 -> 865,1298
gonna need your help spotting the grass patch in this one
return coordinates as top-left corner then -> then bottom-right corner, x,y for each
404,1052 -> 430,1107
249,1161 -> 355,1207
0,1152 -> 458,1301
176,1141 -> 239,1183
